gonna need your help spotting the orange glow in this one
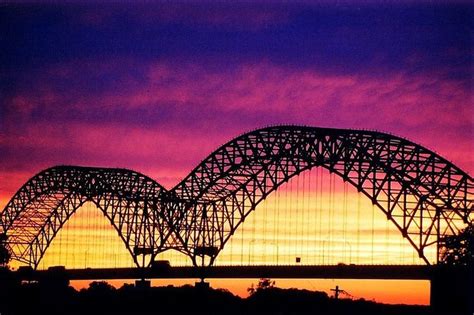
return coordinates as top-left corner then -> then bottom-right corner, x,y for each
68,278 -> 429,305
6,168 -> 432,305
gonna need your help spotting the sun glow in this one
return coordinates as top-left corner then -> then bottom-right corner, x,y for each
5,167 -> 433,305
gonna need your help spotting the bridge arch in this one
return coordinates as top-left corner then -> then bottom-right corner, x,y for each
0,166 -> 171,268
173,126 -> 473,265
1,126 -> 472,268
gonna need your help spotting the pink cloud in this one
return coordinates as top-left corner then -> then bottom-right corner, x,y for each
1,60 -> 472,207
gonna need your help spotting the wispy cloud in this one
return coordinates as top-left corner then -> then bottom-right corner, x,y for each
1,59 -> 471,207
1,3 -> 471,210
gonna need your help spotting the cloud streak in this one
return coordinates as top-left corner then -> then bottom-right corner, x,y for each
1,3 -> 471,211
1,59 -> 471,206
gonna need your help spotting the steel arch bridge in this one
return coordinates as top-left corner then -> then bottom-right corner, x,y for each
1,126 -> 473,268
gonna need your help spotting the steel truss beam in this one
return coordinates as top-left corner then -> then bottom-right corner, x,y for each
173,126 -> 473,265
1,126 -> 472,268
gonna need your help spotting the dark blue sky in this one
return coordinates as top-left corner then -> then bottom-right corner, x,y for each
0,2 -> 472,197
2,3 -> 471,74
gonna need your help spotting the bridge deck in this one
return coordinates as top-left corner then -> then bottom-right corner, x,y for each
15,265 -> 434,281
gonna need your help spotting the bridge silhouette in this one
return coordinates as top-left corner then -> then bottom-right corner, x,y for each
1,126 -> 473,313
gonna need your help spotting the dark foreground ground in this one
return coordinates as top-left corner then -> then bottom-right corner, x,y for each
0,279 -> 439,315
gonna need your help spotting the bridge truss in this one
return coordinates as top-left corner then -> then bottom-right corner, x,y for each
1,126 -> 473,268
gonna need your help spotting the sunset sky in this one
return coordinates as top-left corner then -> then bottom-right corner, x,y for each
1,2 -> 472,305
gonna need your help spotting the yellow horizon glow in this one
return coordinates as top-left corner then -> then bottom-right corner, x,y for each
5,168 -> 433,304
67,278 -> 430,306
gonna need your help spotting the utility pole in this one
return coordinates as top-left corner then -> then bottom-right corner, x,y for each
331,285 -> 341,300
331,285 -> 351,300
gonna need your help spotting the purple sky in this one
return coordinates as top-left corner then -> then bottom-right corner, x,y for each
1,2 -> 472,203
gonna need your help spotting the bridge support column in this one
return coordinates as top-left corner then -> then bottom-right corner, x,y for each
430,265 -> 473,315
195,280 -> 210,290
135,279 -> 151,289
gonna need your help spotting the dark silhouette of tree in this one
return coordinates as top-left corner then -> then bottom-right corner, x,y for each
440,225 -> 474,265
0,277 -> 435,315
84,281 -> 116,293
247,278 -> 275,295
0,233 -> 10,267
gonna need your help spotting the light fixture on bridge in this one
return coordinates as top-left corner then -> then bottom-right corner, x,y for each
195,246 -> 219,257
133,246 -> 154,256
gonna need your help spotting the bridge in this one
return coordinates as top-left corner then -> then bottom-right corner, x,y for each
14,265 -> 436,281
0,126 -> 473,313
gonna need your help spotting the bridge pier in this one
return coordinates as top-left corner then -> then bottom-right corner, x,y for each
430,265 -> 473,315
135,279 -> 151,289
194,265 -> 210,290
195,280 -> 210,290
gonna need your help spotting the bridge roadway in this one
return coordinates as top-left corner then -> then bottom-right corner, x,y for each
8,264 -> 472,313
15,264 -> 434,281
